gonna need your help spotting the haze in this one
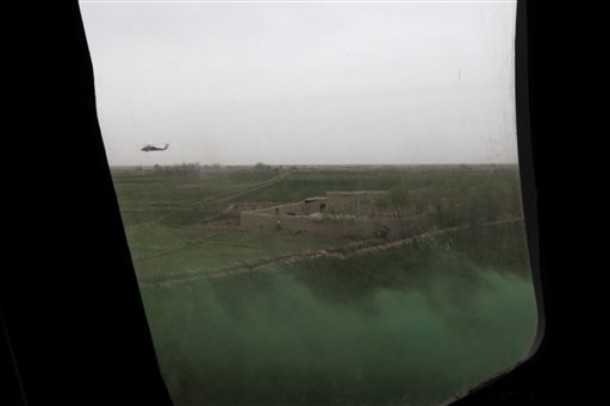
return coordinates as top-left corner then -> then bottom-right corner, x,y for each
79,0 -> 518,166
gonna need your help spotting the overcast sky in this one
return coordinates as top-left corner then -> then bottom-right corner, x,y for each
79,0 -> 517,166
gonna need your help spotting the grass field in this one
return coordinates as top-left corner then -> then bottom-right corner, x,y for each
112,168 -> 281,226
127,225 -> 348,281
110,164 -> 536,405
112,165 -> 523,280
141,225 -> 535,405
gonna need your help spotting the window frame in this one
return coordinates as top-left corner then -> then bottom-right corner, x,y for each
2,1 -> 594,405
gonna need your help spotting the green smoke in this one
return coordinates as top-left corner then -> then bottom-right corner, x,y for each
141,248 -> 537,406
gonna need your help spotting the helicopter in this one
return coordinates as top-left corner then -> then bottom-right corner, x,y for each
140,143 -> 169,152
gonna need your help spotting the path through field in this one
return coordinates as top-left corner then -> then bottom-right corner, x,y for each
141,217 -> 523,285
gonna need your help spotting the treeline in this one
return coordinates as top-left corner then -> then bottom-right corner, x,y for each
326,167 -> 523,234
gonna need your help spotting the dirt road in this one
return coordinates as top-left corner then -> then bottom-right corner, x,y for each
141,217 -> 523,285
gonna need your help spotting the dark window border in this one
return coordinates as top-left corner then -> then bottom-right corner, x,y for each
2,1 -> 594,405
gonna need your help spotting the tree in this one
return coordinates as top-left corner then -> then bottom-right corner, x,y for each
254,162 -> 268,171
375,186 -> 412,238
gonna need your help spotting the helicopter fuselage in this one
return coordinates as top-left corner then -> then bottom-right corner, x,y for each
141,144 -> 169,152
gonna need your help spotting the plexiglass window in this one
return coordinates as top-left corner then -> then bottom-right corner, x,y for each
80,1 -> 536,404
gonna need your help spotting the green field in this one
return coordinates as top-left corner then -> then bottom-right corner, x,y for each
113,165 -> 524,281
111,165 -> 536,405
113,167 -> 355,281
112,167 -> 281,226
127,225 -> 347,281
